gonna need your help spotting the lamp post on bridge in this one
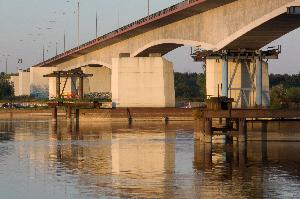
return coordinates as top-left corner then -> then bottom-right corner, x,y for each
77,1 -> 80,47
147,0 -> 150,16
2,54 -> 10,74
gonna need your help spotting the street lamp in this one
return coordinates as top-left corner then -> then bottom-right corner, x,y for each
147,0 -> 150,16
2,54 -> 10,74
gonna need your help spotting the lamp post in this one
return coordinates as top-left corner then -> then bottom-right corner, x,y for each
96,11 -> 98,38
64,32 -> 66,53
56,42 -> 58,56
2,54 -> 10,74
147,0 -> 150,16
77,1 -> 80,47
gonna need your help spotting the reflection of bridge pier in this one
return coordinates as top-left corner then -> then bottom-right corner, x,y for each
48,121 -> 177,198
194,121 -> 275,172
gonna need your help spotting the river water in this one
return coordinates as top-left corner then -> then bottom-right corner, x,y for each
0,118 -> 299,199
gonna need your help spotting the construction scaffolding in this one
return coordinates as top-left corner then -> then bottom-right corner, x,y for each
191,47 -> 281,108
44,68 -> 93,99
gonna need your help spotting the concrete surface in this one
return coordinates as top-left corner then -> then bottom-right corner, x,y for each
206,59 -> 270,108
111,57 -> 175,108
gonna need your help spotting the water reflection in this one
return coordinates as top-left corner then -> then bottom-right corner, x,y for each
0,119 -> 299,198
47,121 -> 180,198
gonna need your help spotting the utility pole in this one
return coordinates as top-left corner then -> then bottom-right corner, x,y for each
117,9 -> 120,29
5,58 -> 8,74
2,54 -> 10,74
96,11 -> 98,38
147,0 -> 150,16
43,45 -> 45,62
56,42 -> 58,56
64,32 -> 66,52
77,1 -> 80,46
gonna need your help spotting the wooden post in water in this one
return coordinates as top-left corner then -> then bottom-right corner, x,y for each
204,143 -> 213,169
78,77 -> 84,100
66,106 -> 72,120
194,118 -> 204,141
238,142 -> 247,169
56,73 -> 61,98
205,118 -> 213,143
75,109 -> 80,132
52,107 -> 58,121
238,118 -> 247,142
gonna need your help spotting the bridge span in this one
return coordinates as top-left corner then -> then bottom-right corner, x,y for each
10,0 -> 300,108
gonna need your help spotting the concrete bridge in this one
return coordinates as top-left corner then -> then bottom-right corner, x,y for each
11,0 -> 300,107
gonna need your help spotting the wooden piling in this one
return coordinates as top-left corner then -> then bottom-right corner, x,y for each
194,118 -> 205,141
52,107 -> 58,121
75,109 -> 80,132
66,106 -> 72,120
238,142 -> 247,169
238,118 -> 247,142
205,118 -> 213,143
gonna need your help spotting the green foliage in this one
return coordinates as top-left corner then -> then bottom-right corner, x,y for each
269,73 -> 300,88
286,87 -> 300,100
174,72 -> 206,101
0,73 -> 14,99
269,73 -> 300,108
270,84 -> 287,108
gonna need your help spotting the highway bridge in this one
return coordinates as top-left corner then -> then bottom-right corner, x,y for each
10,0 -> 300,108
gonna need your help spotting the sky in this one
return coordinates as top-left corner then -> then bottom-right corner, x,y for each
0,0 -> 299,74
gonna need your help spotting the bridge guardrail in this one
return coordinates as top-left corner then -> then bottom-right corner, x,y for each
34,0 -> 202,67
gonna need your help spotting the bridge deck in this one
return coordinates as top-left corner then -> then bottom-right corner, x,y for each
34,0 -> 235,67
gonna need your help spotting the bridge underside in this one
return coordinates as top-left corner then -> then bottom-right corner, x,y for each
225,13 -> 300,50
135,43 -> 183,57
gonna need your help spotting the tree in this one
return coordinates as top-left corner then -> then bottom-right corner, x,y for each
174,72 -> 206,101
287,87 -> 300,100
270,84 -> 286,108
0,73 -> 14,99
269,72 -> 300,88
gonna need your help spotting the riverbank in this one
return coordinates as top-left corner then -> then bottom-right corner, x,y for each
0,108 -> 195,121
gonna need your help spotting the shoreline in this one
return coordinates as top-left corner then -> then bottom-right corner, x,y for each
0,108 -> 195,121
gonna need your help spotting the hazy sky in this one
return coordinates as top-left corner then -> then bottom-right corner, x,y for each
0,0 -> 299,74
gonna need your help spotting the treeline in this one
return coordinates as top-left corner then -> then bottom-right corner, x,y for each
269,73 -> 300,108
269,73 -> 300,88
174,72 -> 206,101
0,73 -> 14,100
174,72 -> 300,105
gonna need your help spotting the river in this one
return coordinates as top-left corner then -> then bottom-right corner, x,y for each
0,119 -> 299,198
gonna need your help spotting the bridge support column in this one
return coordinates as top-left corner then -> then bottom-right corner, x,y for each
111,57 -> 175,107
222,53 -> 228,97
256,54 -> 263,107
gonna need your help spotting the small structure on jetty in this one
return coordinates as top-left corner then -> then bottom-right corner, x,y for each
43,68 -> 93,100
194,98 -> 300,143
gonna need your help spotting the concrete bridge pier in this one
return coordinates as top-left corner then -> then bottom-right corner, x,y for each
205,50 -> 272,108
111,55 -> 175,108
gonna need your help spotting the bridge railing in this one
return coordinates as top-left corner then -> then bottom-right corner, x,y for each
34,0 -> 201,67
